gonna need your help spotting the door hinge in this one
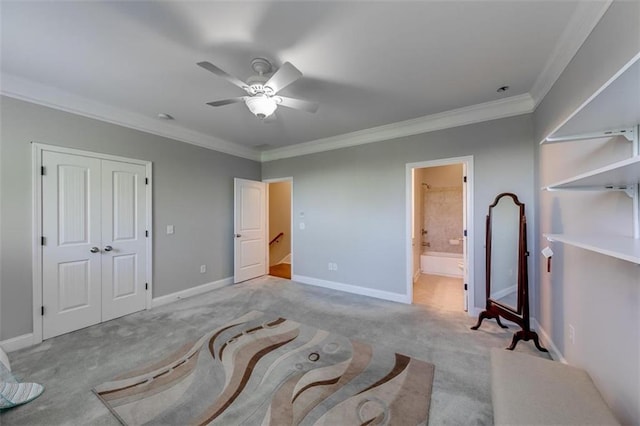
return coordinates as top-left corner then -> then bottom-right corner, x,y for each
145,177 -> 149,185
145,230 -> 149,237
463,176 -> 467,183
145,283 -> 148,290
463,229 -> 467,237
41,166 -> 46,176
464,283 -> 468,291
41,236 -> 46,246
41,306 -> 45,316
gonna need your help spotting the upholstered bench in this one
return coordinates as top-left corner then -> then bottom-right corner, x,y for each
491,348 -> 619,425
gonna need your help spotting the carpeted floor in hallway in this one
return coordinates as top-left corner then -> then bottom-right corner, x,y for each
0,276 -> 551,425
269,262 -> 291,279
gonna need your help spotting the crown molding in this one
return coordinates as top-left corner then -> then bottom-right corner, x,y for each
529,0 -> 612,107
261,93 -> 535,162
0,73 -> 261,161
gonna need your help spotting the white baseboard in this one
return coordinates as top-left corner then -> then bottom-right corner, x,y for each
151,277 -> 233,308
0,333 -> 35,353
292,275 -> 411,304
532,318 -> 566,364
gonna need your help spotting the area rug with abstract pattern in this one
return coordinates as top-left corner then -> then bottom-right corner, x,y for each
93,310 -> 435,425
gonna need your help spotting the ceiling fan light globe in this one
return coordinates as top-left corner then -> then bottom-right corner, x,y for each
245,95 -> 277,119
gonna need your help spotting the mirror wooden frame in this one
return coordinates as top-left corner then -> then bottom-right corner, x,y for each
471,193 -> 547,352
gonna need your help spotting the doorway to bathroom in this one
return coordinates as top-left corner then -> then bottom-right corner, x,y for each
266,178 -> 292,279
406,157 -> 473,313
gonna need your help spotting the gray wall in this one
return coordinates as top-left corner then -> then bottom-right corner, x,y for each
533,2 -> 640,423
263,114 -> 535,309
0,96 -> 261,340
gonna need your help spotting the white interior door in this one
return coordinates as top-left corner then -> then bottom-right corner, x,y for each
42,151 -> 102,339
101,160 -> 147,321
234,178 -> 267,283
41,150 -> 149,339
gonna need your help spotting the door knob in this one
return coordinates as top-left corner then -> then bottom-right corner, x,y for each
235,234 -> 241,238
104,245 -> 113,252
90,247 -> 100,253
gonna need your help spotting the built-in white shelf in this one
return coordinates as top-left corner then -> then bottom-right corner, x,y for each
544,156 -> 640,191
544,233 -> 640,264
544,57 -> 640,140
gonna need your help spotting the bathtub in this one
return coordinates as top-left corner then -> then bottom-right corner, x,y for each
421,251 -> 464,278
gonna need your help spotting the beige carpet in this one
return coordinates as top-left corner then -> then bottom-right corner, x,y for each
94,310 -> 434,425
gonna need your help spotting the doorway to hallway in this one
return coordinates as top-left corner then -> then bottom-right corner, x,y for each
266,179 -> 292,279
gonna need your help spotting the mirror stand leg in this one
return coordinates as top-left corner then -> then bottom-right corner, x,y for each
507,331 -> 524,350
470,310 -> 489,330
471,310 -> 507,330
507,330 -> 549,353
531,332 -> 549,353
494,316 -> 509,329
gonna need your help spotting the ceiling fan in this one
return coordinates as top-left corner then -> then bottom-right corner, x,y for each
197,58 -> 319,119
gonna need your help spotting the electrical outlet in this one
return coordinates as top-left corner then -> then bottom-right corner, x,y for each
568,324 -> 575,344
200,265 -> 206,274
166,225 -> 174,235
328,262 -> 338,271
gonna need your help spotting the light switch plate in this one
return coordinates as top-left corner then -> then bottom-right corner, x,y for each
167,225 -> 174,234
299,222 -> 306,230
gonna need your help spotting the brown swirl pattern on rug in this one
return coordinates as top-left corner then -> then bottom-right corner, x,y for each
94,311 -> 434,425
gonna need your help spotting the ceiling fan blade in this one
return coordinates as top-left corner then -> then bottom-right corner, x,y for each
277,96 -> 319,113
197,61 -> 249,91
265,62 -> 302,94
206,97 -> 246,107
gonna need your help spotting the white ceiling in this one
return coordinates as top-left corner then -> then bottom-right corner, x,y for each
1,1 -> 611,160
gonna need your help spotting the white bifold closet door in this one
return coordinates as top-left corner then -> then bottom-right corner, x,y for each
42,151 -> 147,339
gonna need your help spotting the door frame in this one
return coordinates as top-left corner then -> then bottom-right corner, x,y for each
263,177 -> 294,274
405,156 -> 474,315
32,143 -> 153,344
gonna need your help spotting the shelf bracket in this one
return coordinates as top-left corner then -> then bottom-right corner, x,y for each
622,185 -> 636,199
624,186 -> 638,199
545,127 -> 635,144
